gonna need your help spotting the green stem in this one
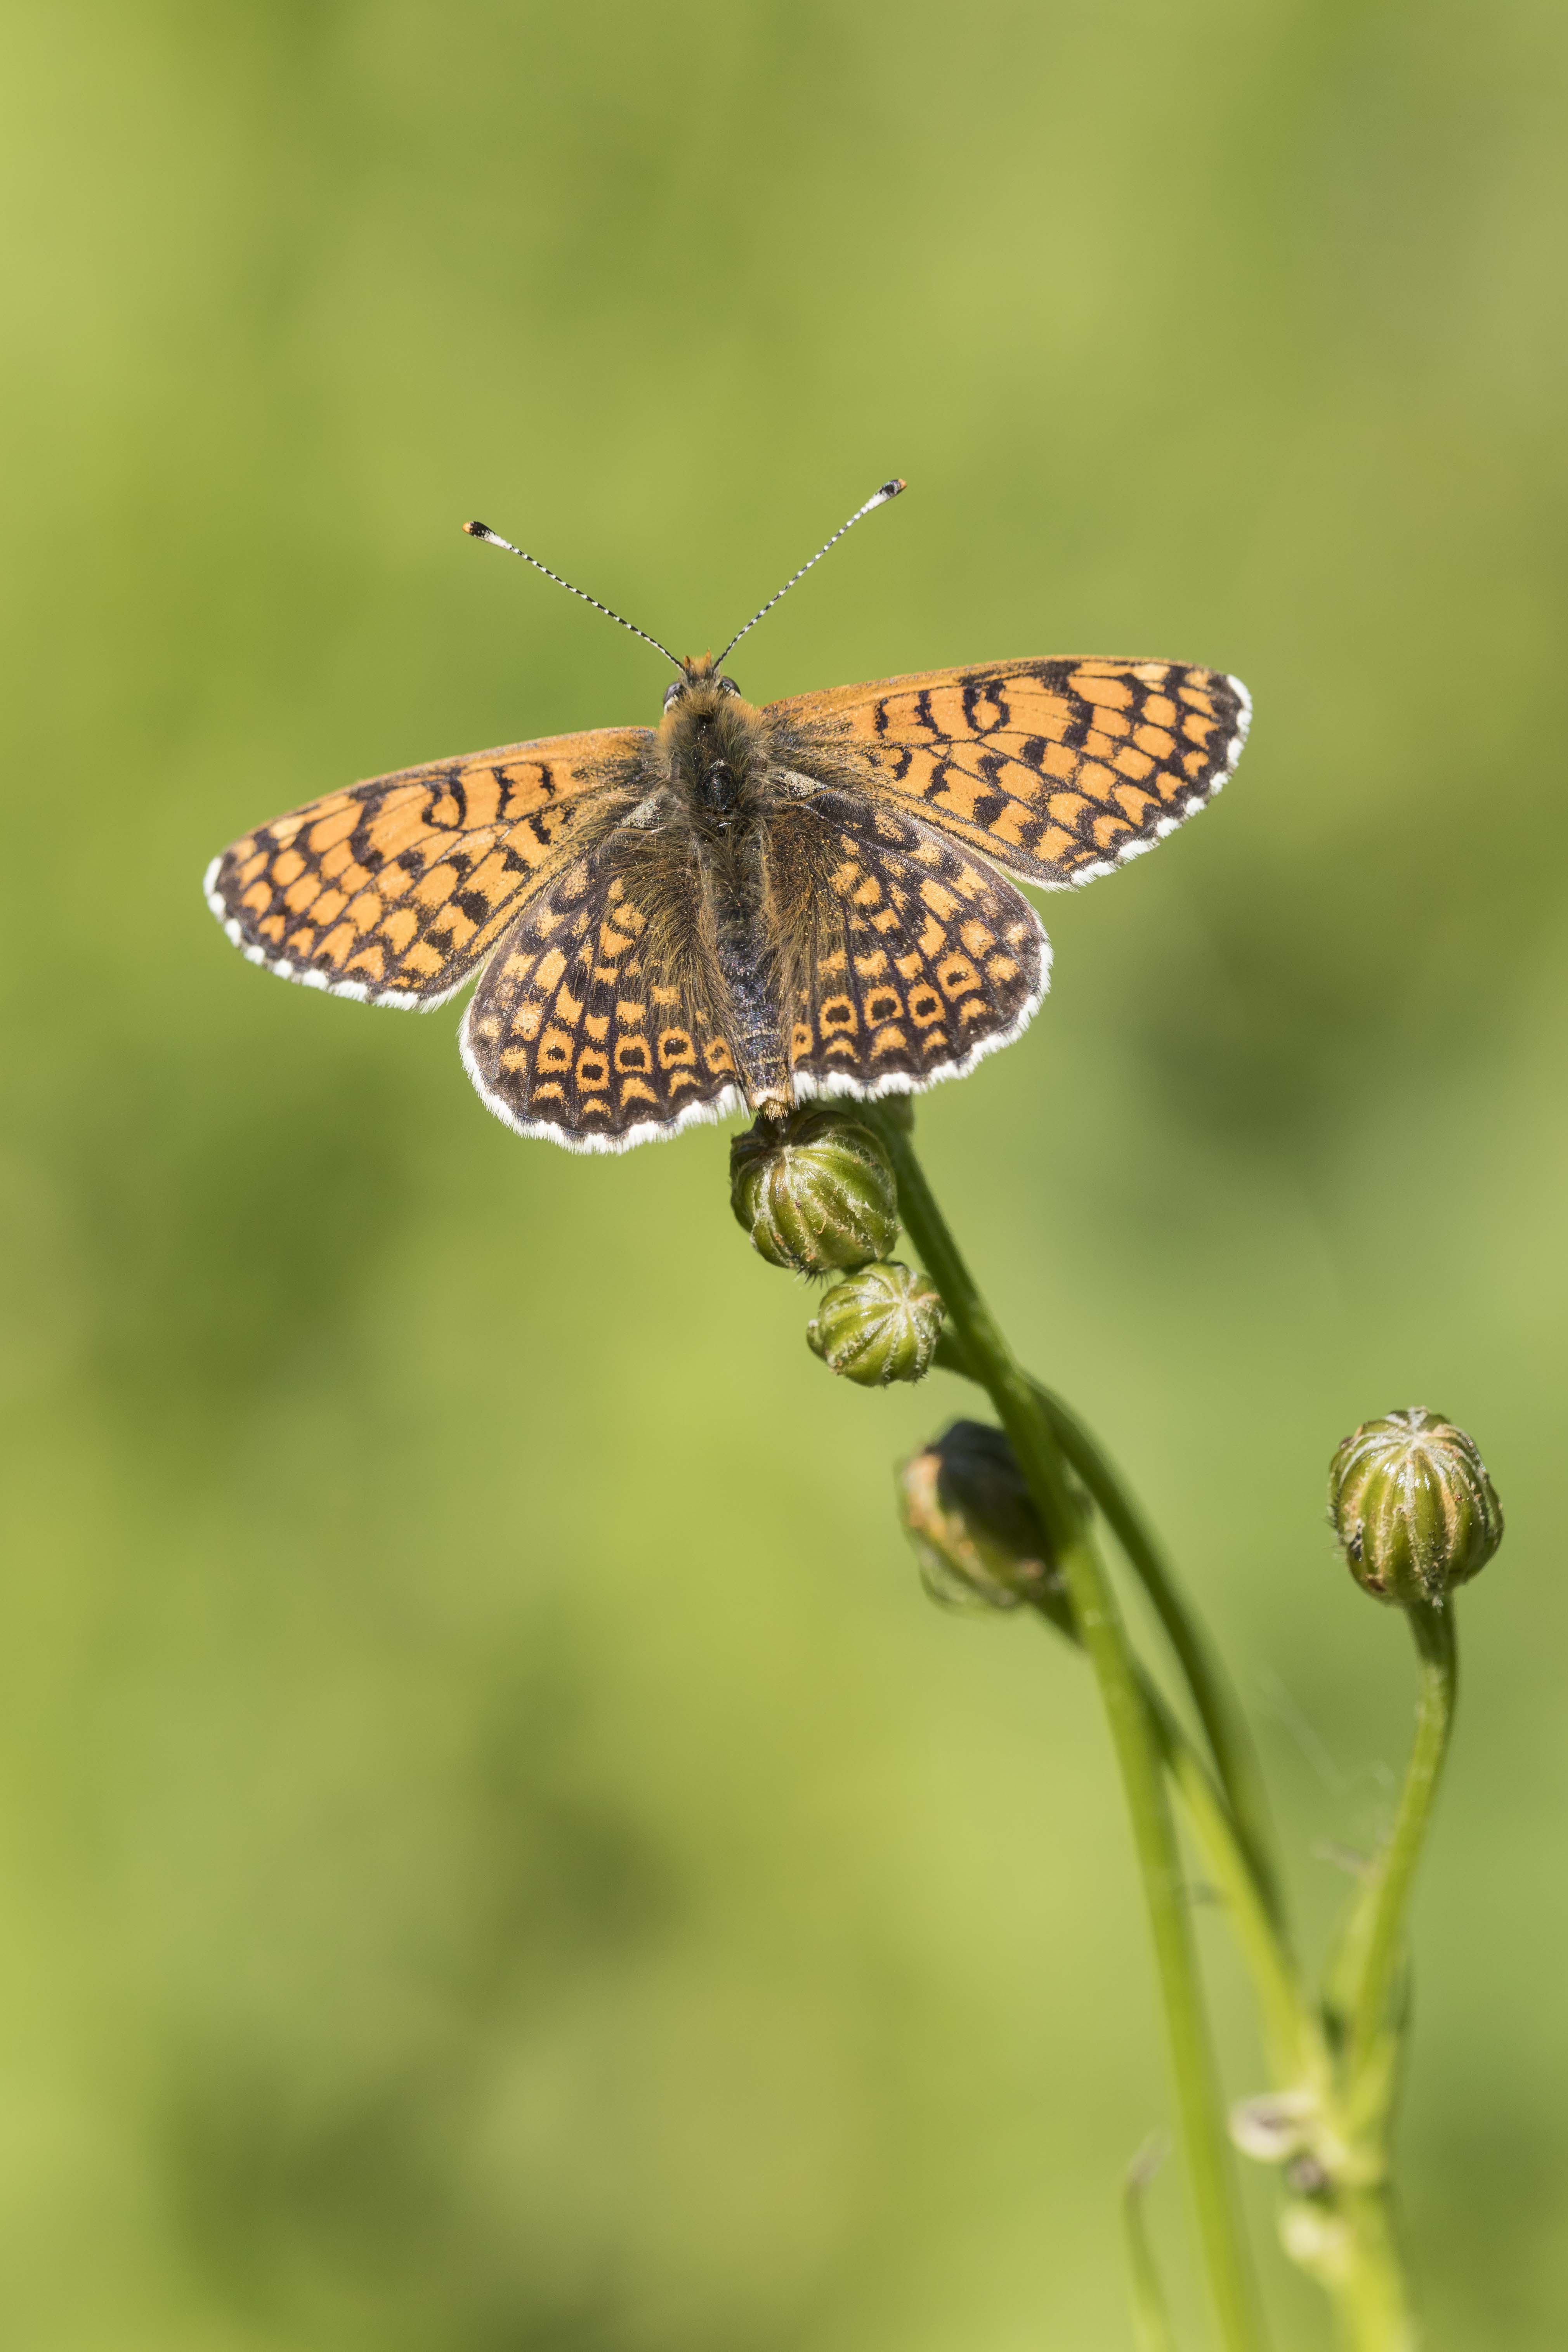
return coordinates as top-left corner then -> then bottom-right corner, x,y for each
1343,1601 -> 1458,2098
1034,1384 -> 1282,1927
1282,2182 -> 1415,2352
932,1325 -> 1282,1930
885,1122 -> 1268,2352
1139,1674 -> 1319,2091
1331,2187 -> 1418,2352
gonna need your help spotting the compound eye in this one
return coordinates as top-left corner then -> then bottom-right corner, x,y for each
662,679 -> 685,713
717,675 -> 742,697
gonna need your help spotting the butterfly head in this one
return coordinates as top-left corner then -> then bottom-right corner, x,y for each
661,653 -> 745,718
657,656 -> 765,821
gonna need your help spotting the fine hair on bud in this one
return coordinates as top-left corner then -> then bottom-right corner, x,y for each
898,1420 -> 1073,1632
807,1261 -> 943,1386
730,1108 -> 900,1277
1328,1407 -> 1504,1609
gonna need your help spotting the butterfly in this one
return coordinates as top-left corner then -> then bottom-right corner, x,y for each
205,482 -> 1250,1153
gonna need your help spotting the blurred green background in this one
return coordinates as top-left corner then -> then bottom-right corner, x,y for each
3,0 -> 1566,2345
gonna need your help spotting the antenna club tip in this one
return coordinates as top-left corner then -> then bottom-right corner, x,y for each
882,478 -> 906,499
463,519 -> 489,537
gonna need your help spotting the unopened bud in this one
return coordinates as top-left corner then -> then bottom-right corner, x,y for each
730,1109 -> 899,1276
807,1261 -> 943,1386
1328,1408 -> 1503,1608
898,1420 -> 1072,1629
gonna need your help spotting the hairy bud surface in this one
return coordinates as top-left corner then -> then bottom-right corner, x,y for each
1328,1408 -> 1503,1608
807,1261 -> 943,1386
730,1109 -> 900,1276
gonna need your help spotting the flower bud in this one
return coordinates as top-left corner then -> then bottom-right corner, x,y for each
898,1419 -> 1072,1629
730,1109 -> 900,1277
807,1261 -> 943,1386
1328,1408 -> 1503,1608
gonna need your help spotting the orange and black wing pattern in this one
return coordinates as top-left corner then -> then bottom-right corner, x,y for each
461,843 -> 743,1153
205,727 -> 648,1008
772,789 -> 1049,1103
768,660 -> 1249,889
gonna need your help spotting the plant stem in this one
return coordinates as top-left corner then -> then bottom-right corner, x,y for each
1139,1675 -> 1319,2090
1034,1383 -> 1282,1926
1329,2187 -> 1418,2352
1343,1601 -> 1459,2096
884,1121 -> 1269,2352
931,1329 -> 1282,1930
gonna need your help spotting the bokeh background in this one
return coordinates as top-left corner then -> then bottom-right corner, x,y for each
3,0 -> 1566,2344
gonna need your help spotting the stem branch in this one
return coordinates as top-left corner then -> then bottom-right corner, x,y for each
1035,1383 -> 1282,1925
885,1121 -> 1268,2352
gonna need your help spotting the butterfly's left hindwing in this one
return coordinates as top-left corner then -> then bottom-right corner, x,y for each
768,660 -> 1249,889
460,843 -> 744,1152
205,726 -> 648,1007
772,790 -> 1049,1103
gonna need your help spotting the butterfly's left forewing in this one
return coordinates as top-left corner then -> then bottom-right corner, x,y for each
768,659 -> 1249,889
206,725 -> 649,1008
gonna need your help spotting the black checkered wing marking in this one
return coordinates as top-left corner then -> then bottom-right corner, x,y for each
460,841 -> 744,1153
768,661 -> 1249,889
205,726 -> 648,1007
771,790 -> 1049,1102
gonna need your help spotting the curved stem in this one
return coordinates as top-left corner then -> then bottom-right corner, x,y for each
885,1122 -> 1269,2352
1034,1381 -> 1283,1926
1343,1601 -> 1458,2094
932,1323 -> 1282,1929
1139,1673 -> 1320,2090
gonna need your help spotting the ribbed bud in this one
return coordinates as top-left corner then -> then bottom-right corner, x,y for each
729,1109 -> 900,1276
806,1261 -> 943,1386
898,1419 -> 1072,1629
1328,1408 -> 1503,1608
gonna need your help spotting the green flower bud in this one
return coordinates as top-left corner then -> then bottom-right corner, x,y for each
898,1419 -> 1072,1629
729,1109 -> 899,1277
807,1261 -> 943,1386
1328,1408 -> 1503,1608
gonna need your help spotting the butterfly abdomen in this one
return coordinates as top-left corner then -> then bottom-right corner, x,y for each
650,683 -> 791,1110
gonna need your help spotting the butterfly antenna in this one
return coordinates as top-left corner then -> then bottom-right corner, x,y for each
463,520 -> 682,672
715,478 -> 906,665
